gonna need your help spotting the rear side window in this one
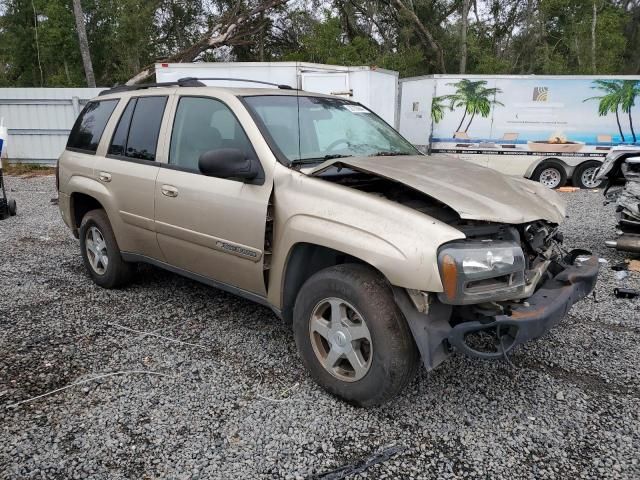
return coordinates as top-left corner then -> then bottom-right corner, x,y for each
107,96 -> 168,161
67,99 -> 118,153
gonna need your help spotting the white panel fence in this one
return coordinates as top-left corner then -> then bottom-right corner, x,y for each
0,88 -> 104,165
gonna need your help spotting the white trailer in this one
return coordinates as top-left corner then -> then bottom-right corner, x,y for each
155,62 -> 399,127
399,74 -> 640,188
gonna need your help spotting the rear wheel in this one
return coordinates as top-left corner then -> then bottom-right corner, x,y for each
531,161 -> 567,189
7,198 -> 16,216
293,264 -> 419,406
79,209 -> 134,288
573,160 -> 603,189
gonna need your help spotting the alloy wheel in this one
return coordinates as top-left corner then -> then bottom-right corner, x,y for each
85,226 -> 109,275
309,297 -> 373,382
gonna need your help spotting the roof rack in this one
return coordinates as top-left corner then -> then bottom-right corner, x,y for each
191,77 -> 294,90
99,76 -> 295,96
99,77 -> 206,96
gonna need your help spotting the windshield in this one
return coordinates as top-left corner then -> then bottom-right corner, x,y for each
243,95 -> 419,164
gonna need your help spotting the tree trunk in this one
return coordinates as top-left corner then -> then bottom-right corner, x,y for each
629,110 -> 637,142
391,0 -> 446,73
455,111 -> 467,133
72,0 -> 96,88
259,11 -> 265,61
459,0 -> 469,74
616,109 -> 626,141
464,111 -> 476,132
591,0 -> 597,74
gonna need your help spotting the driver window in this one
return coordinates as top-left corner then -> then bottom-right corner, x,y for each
169,97 -> 253,171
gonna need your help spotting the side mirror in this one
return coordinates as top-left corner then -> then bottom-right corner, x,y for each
198,148 -> 259,181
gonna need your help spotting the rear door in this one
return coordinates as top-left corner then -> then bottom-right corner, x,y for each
99,95 -> 171,259
154,95 -> 272,296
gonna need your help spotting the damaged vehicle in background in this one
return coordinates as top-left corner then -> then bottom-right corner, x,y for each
57,82 -> 600,406
595,146 -> 640,253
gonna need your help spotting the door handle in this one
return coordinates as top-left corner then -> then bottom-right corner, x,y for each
98,171 -> 112,183
161,185 -> 179,197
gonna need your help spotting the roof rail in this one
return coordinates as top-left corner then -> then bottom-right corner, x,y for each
99,77 -> 206,96
189,77 -> 295,90
99,76 -> 295,96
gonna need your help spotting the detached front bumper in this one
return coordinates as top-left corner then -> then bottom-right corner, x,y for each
447,254 -> 599,360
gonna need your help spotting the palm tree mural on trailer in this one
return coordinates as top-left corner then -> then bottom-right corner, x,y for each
430,96 -> 449,124
443,79 -> 503,135
584,80 -> 640,143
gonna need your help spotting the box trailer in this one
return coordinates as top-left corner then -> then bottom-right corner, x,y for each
155,62 -> 399,127
399,74 -> 640,188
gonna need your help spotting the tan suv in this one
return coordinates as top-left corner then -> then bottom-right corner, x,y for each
57,79 -> 599,406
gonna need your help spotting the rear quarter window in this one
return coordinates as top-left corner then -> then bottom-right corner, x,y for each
67,99 -> 118,153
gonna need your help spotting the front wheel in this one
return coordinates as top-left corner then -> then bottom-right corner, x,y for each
531,161 -> 567,189
293,264 -> 419,407
573,161 -> 603,189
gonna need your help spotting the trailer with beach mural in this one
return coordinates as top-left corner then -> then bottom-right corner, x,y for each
398,75 -> 640,188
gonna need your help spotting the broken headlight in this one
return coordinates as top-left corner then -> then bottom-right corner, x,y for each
437,240 -> 526,305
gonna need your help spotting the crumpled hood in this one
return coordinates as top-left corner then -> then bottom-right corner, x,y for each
308,155 -> 566,224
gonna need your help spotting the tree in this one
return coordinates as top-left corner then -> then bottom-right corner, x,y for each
584,79 -> 627,141
71,0 -> 95,87
126,0 -> 289,85
459,0 -> 470,73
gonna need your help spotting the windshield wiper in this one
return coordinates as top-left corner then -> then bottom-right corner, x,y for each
370,151 -> 409,157
290,154 -> 353,165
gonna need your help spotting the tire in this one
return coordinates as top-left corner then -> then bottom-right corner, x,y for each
7,198 -> 16,216
531,160 -> 567,189
573,160 -> 603,189
293,264 -> 419,407
79,209 -> 134,288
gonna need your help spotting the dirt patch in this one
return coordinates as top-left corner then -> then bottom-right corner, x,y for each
3,163 -> 55,177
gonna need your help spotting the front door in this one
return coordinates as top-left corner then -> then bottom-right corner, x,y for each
154,95 -> 272,296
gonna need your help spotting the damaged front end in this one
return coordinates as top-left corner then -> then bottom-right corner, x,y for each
601,155 -> 640,253
395,220 -> 599,369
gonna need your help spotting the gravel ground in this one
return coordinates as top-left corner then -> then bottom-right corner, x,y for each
0,176 -> 639,480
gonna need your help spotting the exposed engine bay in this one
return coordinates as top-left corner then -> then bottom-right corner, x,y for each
318,168 -> 567,298
596,149 -> 640,253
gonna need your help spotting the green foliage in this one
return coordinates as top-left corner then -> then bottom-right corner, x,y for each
0,0 -> 638,87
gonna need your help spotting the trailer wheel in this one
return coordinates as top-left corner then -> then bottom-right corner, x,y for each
531,161 -> 567,189
573,161 -> 603,189
8,199 -> 16,216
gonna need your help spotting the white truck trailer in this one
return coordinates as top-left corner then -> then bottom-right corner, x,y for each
399,74 -> 640,188
155,62 -> 399,127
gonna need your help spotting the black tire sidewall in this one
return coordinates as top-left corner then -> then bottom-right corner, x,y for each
573,161 -> 603,189
8,199 -> 16,216
79,209 -> 129,288
532,161 -> 567,189
293,264 -> 418,407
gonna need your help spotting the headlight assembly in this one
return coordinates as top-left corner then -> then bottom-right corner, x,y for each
438,241 -> 526,305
